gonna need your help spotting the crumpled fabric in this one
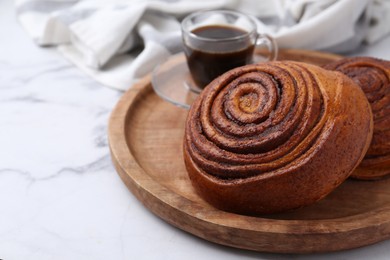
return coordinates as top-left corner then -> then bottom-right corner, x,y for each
16,0 -> 390,90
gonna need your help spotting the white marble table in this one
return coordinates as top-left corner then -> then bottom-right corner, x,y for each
1,1 -> 390,259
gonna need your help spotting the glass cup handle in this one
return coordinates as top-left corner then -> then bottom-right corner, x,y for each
255,34 -> 278,61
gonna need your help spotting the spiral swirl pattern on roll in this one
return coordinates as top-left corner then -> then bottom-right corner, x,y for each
325,57 -> 390,179
184,61 -> 373,214
186,62 -> 326,179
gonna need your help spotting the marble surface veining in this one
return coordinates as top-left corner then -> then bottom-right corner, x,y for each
2,0 -> 390,259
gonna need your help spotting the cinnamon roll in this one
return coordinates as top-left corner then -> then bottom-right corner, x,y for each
325,57 -> 390,180
183,61 -> 373,215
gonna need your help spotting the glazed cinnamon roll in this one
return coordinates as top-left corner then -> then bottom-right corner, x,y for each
325,57 -> 390,180
183,61 -> 373,215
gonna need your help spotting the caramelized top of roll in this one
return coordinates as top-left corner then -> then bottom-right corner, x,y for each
325,57 -> 390,179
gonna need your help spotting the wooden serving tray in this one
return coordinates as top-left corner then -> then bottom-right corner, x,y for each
108,49 -> 390,253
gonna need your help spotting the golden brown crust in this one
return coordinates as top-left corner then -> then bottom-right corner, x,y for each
324,57 -> 390,180
184,61 -> 373,215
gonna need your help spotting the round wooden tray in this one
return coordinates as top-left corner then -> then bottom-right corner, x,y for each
108,49 -> 390,254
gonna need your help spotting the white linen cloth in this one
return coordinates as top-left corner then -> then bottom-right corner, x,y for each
15,0 -> 390,90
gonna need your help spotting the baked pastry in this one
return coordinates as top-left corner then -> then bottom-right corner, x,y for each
183,61 -> 373,215
325,57 -> 390,180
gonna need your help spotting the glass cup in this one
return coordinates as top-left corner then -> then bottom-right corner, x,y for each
181,10 -> 278,90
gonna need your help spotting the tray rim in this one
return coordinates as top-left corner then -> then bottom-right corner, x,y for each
108,49 -> 390,254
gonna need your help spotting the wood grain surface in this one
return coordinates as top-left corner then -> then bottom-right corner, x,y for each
108,49 -> 390,253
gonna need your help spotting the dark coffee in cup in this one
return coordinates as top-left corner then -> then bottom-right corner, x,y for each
181,10 -> 278,91
184,25 -> 255,88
